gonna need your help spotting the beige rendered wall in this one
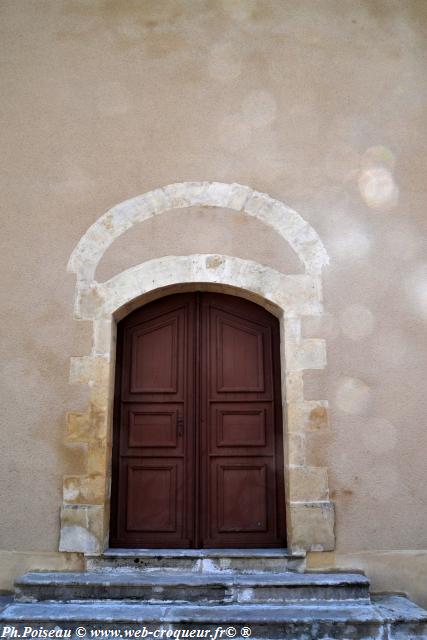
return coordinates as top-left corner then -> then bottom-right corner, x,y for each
0,0 -> 426,604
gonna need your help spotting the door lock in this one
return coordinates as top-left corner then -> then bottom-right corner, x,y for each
177,416 -> 184,437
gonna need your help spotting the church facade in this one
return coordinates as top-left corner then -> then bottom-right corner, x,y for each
1,0 -> 426,612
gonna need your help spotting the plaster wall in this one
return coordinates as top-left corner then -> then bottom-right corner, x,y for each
0,0 -> 426,604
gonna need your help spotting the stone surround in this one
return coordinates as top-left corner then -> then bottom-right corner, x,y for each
62,182 -> 333,555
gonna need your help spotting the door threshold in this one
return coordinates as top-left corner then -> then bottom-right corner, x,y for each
103,548 -> 305,558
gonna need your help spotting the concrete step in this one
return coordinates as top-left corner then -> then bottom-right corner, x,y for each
1,596 -> 427,639
86,548 -> 306,573
15,570 -> 370,604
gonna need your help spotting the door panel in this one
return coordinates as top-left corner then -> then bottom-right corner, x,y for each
208,304 -> 273,402
209,403 -> 272,452
122,404 -> 184,453
215,461 -> 268,531
125,461 -> 181,532
110,295 -> 195,548
200,294 -> 284,547
130,319 -> 178,393
110,292 -> 285,548
216,318 -> 265,392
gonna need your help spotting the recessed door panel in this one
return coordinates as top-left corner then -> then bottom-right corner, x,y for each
126,461 -> 180,532
216,319 -> 265,392
130,319 -> 178,393
210,403 -> 271,451
129,411 -> 178,448
110,292 -> 285,548
124,404 -> 183,452
216,461 -> 268,532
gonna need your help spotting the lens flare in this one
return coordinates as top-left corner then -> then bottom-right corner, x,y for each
335,377 -> 371,415
361,417 -> 397,453
406,264 -> 427,320
371,329 -> 409,367
208,42 -> 242,82
217,114 -> 252,151
358,166 -> 398,210
365,465 -> 400,501
358,145 -> 399,210
386,221 -> 423,261
362,145 -> 396,170
241,91 -> 278,128
339,304 -> 375,341
327,229 -> 371,260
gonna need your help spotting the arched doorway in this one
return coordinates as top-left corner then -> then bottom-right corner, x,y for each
63,180 -> 334,555
110,291 -> 286,548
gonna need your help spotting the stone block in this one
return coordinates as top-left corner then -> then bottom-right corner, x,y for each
284,317 -> 301,343
284,371 -> 304,403
275,275 -> 323,316
289,466 -> 329,501
75,285 -> 106,320
91,407 -> 109,441
69,356 -> 94,385
163,182 -> 207,209
135,188 -> 169,217
93,320 -> 114,356
163,181 -> 250,211
287,338 -> 327,371
86,443 -> 109,475
69,356 -> 110,386
245,192 -> 278,220
63,474 -> 106,505
100,203 -> 134,237
59,505 -> 104,554
65,411 -> 91,444
287,400 -> 330,432
289,501 -> 335,552
287,432 -> 306,465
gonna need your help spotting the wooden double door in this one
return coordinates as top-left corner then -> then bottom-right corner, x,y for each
110,292 -> 286,548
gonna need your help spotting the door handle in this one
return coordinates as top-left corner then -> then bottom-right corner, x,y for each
177,416 -> 184,437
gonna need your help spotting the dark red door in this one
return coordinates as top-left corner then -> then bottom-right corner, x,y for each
110,292 -> 285,548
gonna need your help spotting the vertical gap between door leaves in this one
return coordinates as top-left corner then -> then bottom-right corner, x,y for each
193,292 -> 201,548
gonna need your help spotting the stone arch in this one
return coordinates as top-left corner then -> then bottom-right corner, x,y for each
62,183 -> 333,556
68,182 -> 329,285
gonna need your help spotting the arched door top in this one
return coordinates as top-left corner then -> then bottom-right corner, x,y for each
68,182 -> 329,283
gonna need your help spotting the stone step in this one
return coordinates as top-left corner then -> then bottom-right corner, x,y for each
15,571 -> 370,604
1,596 -> 427,639
86,548 -> 306,573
